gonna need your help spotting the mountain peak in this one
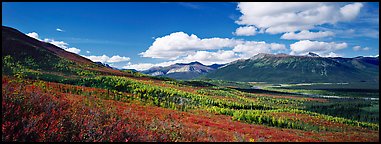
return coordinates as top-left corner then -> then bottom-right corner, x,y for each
189,61 -> 203,65
276,53 -> 289,56
141,61 -> 223,79
176,61 -> 204,66
250,53 -> 273,60
306,52 -> 320,57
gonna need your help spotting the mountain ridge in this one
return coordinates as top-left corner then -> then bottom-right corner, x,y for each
141,61 -> 225,80
205,53 -> 379,83
2,25 -> 128,78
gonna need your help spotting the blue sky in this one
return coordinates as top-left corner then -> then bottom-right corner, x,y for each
2,2 -> 379,70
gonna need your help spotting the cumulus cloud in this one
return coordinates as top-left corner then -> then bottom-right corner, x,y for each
281,30 -> 334,40
140,31 -> 287,61
235,2 -> 363,34
129,32 -> 288,70
353,46 -> 370,51
65,47 -> 81,54
43,38 -> 81,54
233,41 -> 286,58
122,60 -> 179,71
26,32 -> 40,40
179,50 -> 239,65
290,40 -> 347,56
233,26 -> 257,36
325,52 -> 342,57
26,32 -> 81,54
56,28 -> 64,32
108,55 -> 131,63
43,38 -> 68,48
124,50 -> 240,71
82,55 -> 130,63
123,63 -> 157,71
340,2 -> 363,21
140,32 -> 244,60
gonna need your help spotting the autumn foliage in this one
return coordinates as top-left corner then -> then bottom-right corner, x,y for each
2,76 -> 379,142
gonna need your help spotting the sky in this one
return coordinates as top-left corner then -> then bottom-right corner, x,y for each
2,2 -> 379,71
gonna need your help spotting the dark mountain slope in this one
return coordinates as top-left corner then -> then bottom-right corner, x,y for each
2,26 -> 127,78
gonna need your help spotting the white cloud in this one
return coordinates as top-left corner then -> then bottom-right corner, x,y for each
233,26 -> 257,36
43,38 -> 68,48
26,32 -> 81,54
122,60 -> 178,71
353,46 -> 361,51
290,40 -> 347,56
56,28 -> 64,32
233,41 -> 286,59
108,55 -> 131,63
134,31 -> 290,70
140,32 -> 244,60
235,2 -> 363,34
281,30 -> 334,40
353,46 -> 370,51
124,50 -> 239,71
340,2 -> 363,21
325,52 -> 342,57
179,50 -> 240,65
123,63 -> 157,71
65,47 -> 81,54
43,38 -> 81,54
83,55 -> 130,63
25,31 -> 132,65
26,32 -> 40,40
319,28 -> 379,39
140,31 -> 288,61
357,29 -> 379,39
367,54 -> 379,57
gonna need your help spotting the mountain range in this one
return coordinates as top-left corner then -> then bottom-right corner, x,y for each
205,53 -> 379,83
141,61 -> 224,80
2,25 -> 379,84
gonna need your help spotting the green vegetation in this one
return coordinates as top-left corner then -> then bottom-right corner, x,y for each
3,53 -> 378,131
3,25 -> 379,142
304,100 -> 379,123
69,76 -> 378,131
164,80 -> 216,87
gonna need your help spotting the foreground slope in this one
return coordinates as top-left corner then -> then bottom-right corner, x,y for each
2,76 -> 379,142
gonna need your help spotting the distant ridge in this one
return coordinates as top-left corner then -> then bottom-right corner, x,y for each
141,61 -> 225,80
205,53 -> 379,83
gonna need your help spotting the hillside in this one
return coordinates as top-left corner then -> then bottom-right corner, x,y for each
2,26 -> 379,142
205,53 -> 379,83
2,26 -> 129,81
